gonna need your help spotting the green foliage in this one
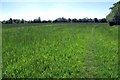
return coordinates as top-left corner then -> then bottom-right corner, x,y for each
106,1 -> 120,23
2,23 -> 118,78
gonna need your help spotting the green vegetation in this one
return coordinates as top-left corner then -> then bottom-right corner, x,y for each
106,1 -> 120,25
2,23 -> 118,78
0,23 -> 2,80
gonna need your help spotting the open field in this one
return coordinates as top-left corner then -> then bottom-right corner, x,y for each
2,23 -> 118,78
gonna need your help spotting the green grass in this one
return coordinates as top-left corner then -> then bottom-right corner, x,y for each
0,23 -> 2,80
2,23 -> 118,78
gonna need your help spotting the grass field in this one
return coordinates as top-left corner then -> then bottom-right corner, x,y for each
2,23 -> 118,78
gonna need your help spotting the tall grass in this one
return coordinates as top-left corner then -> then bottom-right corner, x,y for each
2,23 -> 118,78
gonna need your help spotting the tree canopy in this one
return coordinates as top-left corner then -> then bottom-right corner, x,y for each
106,1 -> 120,25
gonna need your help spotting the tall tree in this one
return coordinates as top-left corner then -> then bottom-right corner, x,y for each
68,18 -> 72,23
94,18 -> 99,23
21,19 -> 25,23
38,17 -> 41,23
9,18 -> 13,24
106,1 -> 120,26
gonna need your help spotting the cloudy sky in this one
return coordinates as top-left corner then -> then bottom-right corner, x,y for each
1,0 -> 117,21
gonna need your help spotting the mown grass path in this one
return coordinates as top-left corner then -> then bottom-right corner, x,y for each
84,26 -> 97,78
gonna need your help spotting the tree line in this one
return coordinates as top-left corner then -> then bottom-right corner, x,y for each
1,1 -> 120,26
1,17 -> 107,24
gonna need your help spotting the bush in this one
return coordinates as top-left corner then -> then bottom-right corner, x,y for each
108,22 -> 115,26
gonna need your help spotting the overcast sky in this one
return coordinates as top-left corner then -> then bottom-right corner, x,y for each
1,1 -> 117,21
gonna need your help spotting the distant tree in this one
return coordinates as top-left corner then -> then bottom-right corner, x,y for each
88,18 -> 94,23
56,18 -> 61,22
53,17 -> 68,23
78,19 -> 82,22
28,20 -> 32,23
48,20 -> 52,23
68,18 -> 72,23
13,19 -> 21,24
99,18 -> 107,23
2,20 -> 8,24
72,18 -> 78,23
13,19 -> 17,24
94,18 -> 99,23
38,17 -> 41,23
82,18 -> 88,23
9,18 -> 13,24
21,19 -> 25,23
42,20 -> 48,23
33,19 -> 38,23
53,19 -> 58,23
61,17 -> 67,22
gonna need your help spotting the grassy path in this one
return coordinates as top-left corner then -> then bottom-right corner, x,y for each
84,26 -> 97,78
